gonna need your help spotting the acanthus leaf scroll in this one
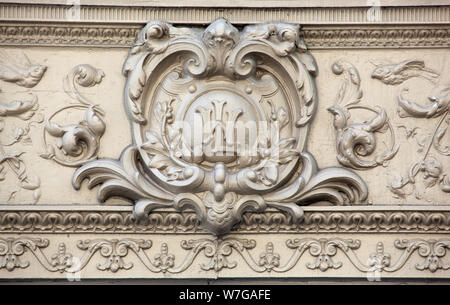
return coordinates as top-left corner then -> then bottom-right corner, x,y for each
73,19 -> 368,235
41,64 -> 106,167
329,60 -> 399,170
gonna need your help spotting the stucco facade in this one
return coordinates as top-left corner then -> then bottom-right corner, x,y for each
0,0 -> 449,283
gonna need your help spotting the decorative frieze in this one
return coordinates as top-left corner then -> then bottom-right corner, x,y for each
1,207 -> 450,233
1,235 -> 449,277
0,24 -> 449,49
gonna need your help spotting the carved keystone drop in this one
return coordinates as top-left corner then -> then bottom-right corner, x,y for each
73,19 -> 368,234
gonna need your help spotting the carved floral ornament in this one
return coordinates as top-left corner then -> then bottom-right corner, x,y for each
72,19 -> 368,235
0,51 -> 47,203
368,59 -> 450,198
1,236 -> 449,275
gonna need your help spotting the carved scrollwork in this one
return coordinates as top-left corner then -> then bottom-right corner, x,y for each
329,60 -> 398,170
371,60 -> 450,197
76,238 -> 152,273
1,236 -> 450,277
0,98 -> 43,203
0,52 -> 45,203
73,19 -> 368,235
304,238 -> 361,271
276,238 -> 362,272
41,64 -> 106,167
394,239 -> 450,272
398,85 -> 449,119
0,237 -> 50,271
180,237 -> 257,272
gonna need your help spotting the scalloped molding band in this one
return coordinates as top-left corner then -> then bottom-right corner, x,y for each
0,24 -> 449,49
1,206 -> 449,233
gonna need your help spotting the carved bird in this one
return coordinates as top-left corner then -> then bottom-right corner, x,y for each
327,104 -> 389,169
0,51 -> 47,88
371,59 -> 439,85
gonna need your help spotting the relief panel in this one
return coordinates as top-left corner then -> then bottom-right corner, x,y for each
0,15 -> 449,280
2,45 -> 448,207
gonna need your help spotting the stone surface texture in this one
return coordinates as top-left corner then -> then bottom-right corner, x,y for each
0,1 -> 448,281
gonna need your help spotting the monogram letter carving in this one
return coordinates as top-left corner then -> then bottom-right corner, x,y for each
73,19 -> 368,234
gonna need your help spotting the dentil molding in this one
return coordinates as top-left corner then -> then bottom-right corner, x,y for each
1,234 -> 449,278
0,4 -> 449,25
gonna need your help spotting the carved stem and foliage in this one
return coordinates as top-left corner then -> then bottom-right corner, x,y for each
371,60 -> 450,197
76,238 -> 152,273
0,237 -> 54,272
2,236 -> 449,276
73,19 -> 368,235
41,64 -> 106,167
0,97 -> 42,203
329,60 -> 398,170
0,52 -> 46,203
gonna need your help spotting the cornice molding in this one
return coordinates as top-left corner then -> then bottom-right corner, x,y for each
303,26 -> 450,49
1,24 -> 449,49
3,0 -> 449,8
1,206 -> 449,233
0,4 -> 449,25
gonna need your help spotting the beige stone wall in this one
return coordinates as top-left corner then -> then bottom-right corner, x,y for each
0,1 -> 449,281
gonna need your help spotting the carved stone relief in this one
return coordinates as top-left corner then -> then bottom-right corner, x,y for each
2,208 -> 450,233
0,51 -> 46,203
370,59 -> 450,198
0,4 -> 449,282
41,64 -> 106,167
71,19 -> 368,235
329,60 -> 398,169
1,235 -> 449,276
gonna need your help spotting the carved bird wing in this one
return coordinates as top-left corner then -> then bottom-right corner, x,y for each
393,59 -> 425,74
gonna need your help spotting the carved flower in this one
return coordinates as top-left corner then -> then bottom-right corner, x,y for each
256,137 -> 299,186
258,242 -> 280,272
141,131 -> 185,182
